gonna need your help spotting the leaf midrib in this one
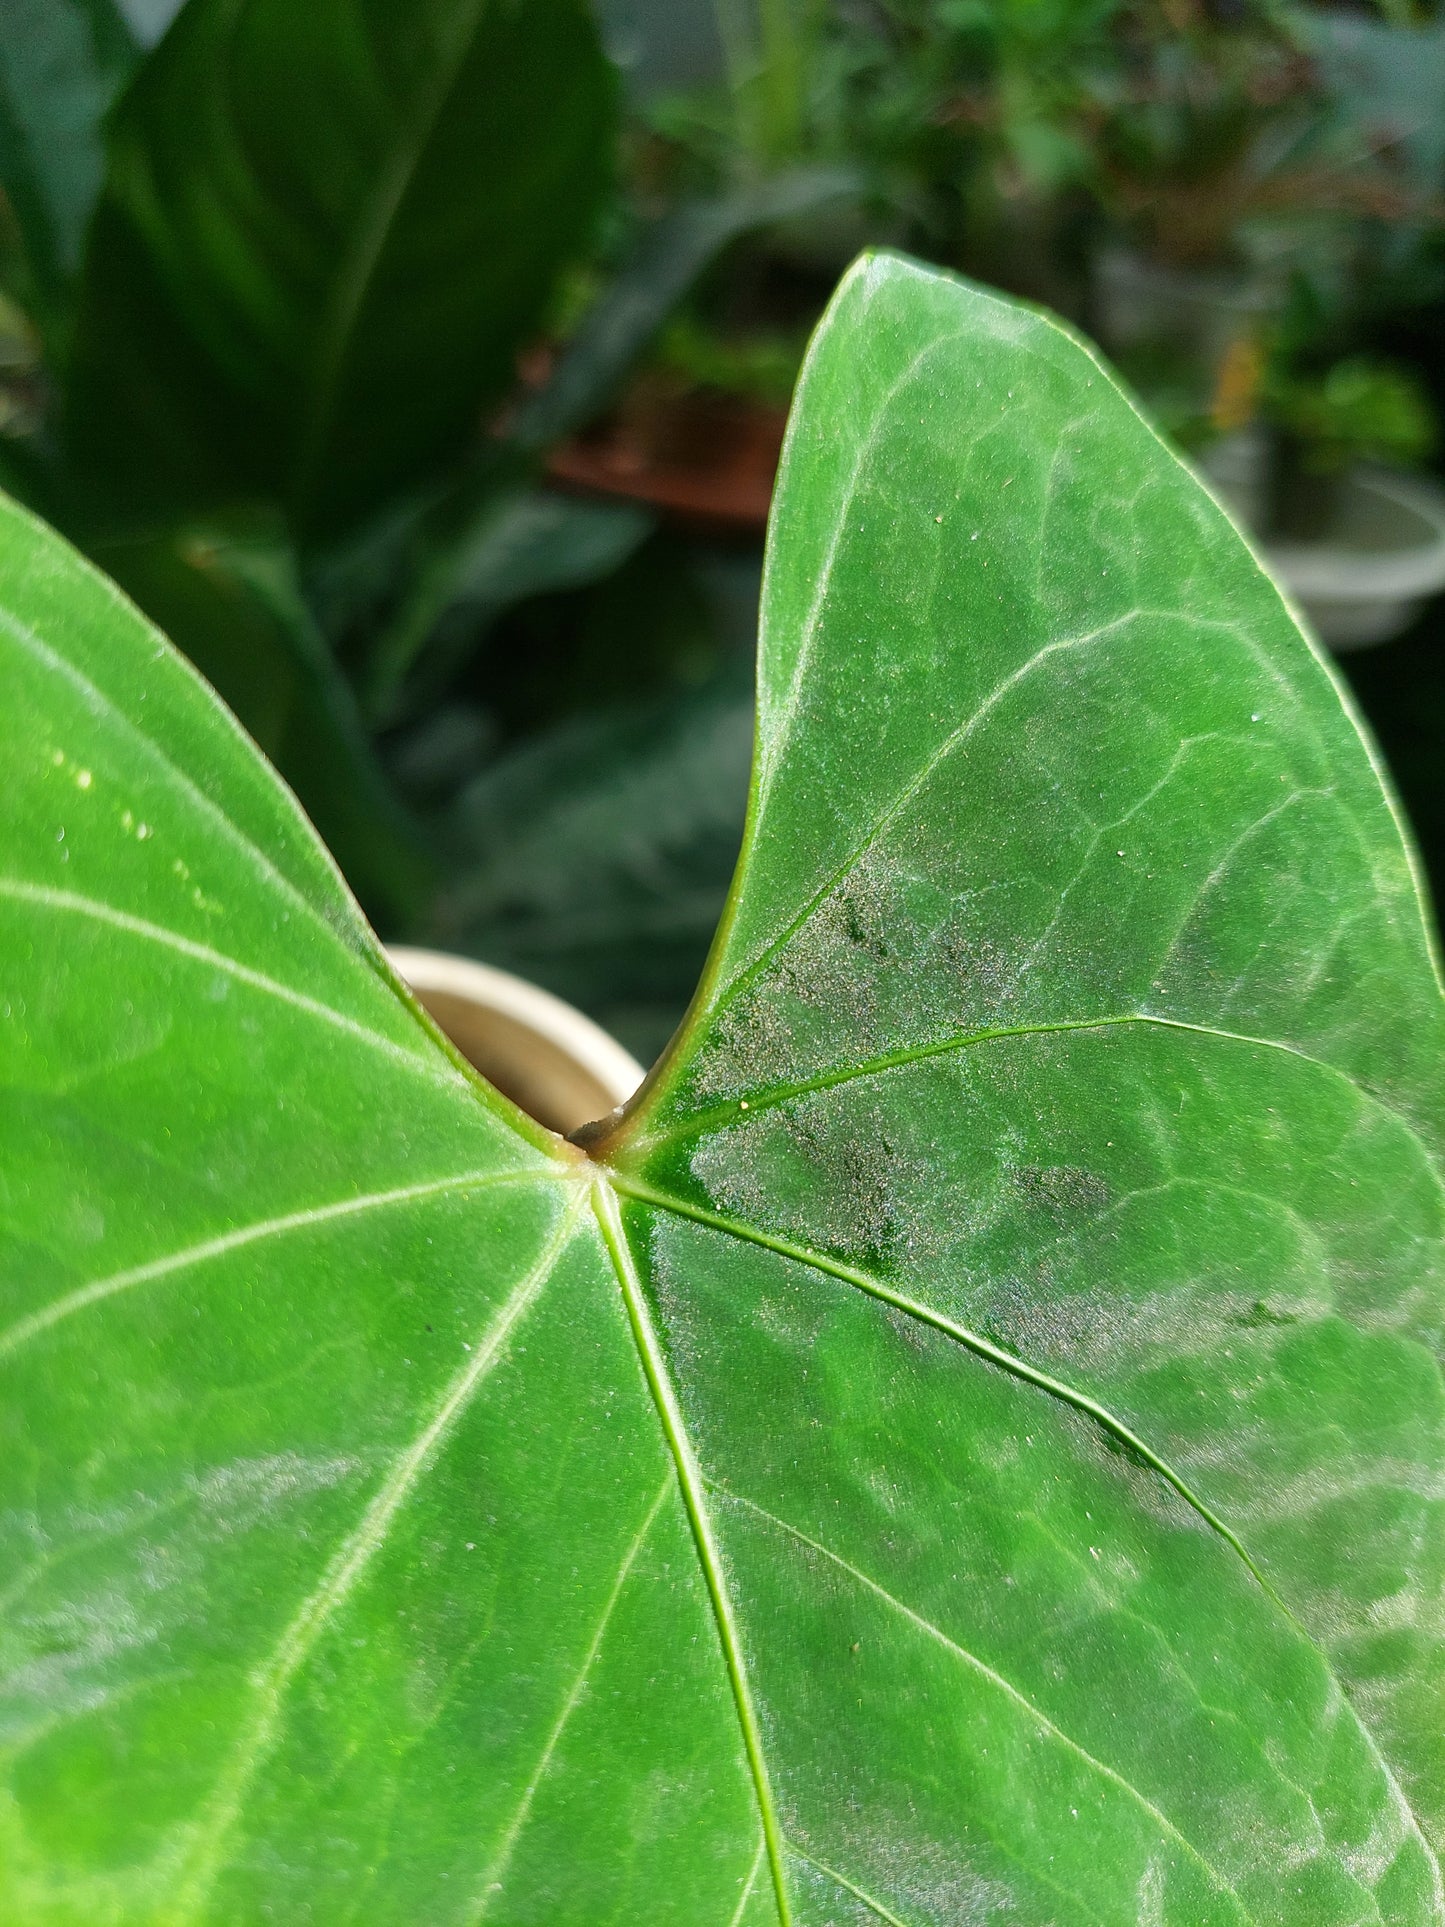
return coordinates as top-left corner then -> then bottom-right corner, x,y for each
592,1179 -> 794,1927
606,1171 -> 1271,1592
287,0 -> 487,517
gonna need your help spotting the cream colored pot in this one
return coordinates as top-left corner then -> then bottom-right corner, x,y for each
386,946 -> 644,1140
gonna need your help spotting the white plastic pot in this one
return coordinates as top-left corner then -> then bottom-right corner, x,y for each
1260,466 -> 1445,653
386,946 -> 644,1139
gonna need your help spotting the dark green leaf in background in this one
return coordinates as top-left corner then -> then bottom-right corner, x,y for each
356,162 -> 862,729
431,655 -> 755,1063
507,164 -> 862,459
64,0 -> 617,536
3,253 -> 1444,1923
0,0 -> 136,342
364,487 -> 654,728
90,516 -> 435,924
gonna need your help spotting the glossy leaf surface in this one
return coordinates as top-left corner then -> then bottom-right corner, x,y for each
3,252 -> 1444,1925
64,0 -> 616,536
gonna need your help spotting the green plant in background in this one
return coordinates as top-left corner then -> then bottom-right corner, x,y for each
714,0 -> 833,174
0,0 -> 137,349
1085,2 -> 1331,271
1259,352 -> 1435,538
1268,353 -> 1435,473
0,0 -> 861,1059
0,0 -> 623,925
655,309 -> 808,405
639,0 -> 1445,416
647,0 -> 1122,308
67,0 -> 616,537
4,248 -> 1445,1926
825,0 -> 1119,288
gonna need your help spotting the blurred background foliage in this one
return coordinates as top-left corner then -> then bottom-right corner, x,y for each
1,0 -> 1442,1063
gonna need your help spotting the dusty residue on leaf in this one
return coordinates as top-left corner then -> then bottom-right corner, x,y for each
690,1093 -> 911,1274
692,836 -> 1015,1109
1012,1162 -> 1113,1223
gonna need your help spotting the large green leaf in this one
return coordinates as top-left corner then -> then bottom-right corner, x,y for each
3,251 -> 1444,1924
63,0 -> 616,537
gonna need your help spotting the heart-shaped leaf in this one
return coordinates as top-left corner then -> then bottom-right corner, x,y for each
3,253 -> 1443,1924
63,0 -> 616,536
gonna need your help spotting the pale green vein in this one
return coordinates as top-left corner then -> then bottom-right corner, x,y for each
760,308 -> 967,796
0,1168 -> 548,1362
625,1009 -> 1445,1198
719,606 -> 1146,1022
629,1014 -> 1143,1149
727,1839 -> 768,1927
606,1172 -> 1276,1593
592,1178 -> 792,1927
1142,1013 -> 1445,1193
1149,787 -> 1329,982
786,1845 -> 912,1927
467,1474 -> 672,1923
725,1488 -> 1259,1926
0,877 -> 465,1089
159,1190 -> 585,1927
